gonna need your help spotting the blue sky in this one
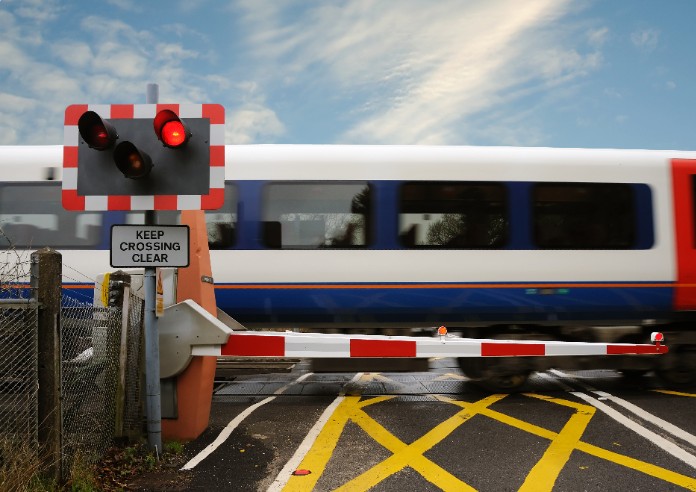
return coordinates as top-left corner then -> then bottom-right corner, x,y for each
1,0 -> 695,150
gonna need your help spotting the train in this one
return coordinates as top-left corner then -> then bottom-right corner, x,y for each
2,144 -> 696,389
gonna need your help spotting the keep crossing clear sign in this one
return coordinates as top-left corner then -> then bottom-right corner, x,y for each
111,224 -> 190,268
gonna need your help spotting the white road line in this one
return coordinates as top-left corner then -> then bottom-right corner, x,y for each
549,369 -> 696,447
537,371 -> 573,391
570,391 -> 696,469
592,390 -> 696,448
545,369 -> 696,470
181,372 -> 314,471
267,372 -> 364,492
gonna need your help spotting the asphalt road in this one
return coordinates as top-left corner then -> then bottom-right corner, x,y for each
178,359 -> 696,491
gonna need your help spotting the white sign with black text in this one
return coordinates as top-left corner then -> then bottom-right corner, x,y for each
110,225 -> 190,268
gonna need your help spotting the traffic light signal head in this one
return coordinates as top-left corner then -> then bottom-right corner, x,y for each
113,141 -> 153,179
154,109 -> 190,148
63,104 -> 225,211
78,111 -> 118,150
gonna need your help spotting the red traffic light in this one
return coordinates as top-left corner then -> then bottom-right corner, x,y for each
154,109 -> 190,148
113,141 -> 153,179
78,111 -> 118,150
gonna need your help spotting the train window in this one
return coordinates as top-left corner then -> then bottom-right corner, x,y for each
125,184 -> 237,249
262,182 -> 371,249
0,183 -> 102,248
399,182 -> 507,248
533,183 -> 635,249
205,185 -> 237,249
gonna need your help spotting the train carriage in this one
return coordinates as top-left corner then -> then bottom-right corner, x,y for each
2,144 -> 695,389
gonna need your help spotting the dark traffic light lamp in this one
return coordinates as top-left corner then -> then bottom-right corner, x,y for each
77,111 -> 118,150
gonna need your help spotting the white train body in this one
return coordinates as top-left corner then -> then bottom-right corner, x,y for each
3,144 -> 696,386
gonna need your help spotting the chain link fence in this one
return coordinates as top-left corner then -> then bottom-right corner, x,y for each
0,247 -> 146,484
0,301 -> 38,446
61,296 -> 138,474
121,292 -> 145,439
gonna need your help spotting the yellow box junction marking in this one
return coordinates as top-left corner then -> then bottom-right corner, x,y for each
282,375 -> 696,491
653,389 -> 696,398
512,394 -> 595,492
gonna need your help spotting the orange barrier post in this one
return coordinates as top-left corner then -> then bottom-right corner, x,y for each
161,210 -> 218,441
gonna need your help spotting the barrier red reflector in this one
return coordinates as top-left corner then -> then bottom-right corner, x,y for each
607,344 -> 667,355
481,342 -> 545,357
221,334 -> 285,357
350,339 -> 417,357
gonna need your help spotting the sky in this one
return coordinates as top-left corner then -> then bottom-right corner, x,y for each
1,0 -> 695,150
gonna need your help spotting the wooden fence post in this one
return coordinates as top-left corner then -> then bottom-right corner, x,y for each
32,247 -> 63,483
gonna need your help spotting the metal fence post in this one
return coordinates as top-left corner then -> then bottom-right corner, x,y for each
32,247 -> 62,483
108,270 -> 131,439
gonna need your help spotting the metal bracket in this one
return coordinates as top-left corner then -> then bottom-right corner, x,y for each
158,299 -> 233,378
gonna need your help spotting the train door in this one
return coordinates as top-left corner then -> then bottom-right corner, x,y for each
671,159 -> 696,310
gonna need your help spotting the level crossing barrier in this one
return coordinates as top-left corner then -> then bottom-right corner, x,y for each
191,327 -> 667,359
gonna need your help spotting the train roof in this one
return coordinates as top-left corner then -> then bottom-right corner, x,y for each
2,144 -> 696,182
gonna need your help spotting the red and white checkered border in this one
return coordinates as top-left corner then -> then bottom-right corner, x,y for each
62,103 -> 225,211
190,330 -> 668,359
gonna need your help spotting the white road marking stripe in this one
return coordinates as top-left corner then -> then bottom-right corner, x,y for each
570,391 -> 696,469
267,372 -> 364,492
546,369 -> 696,469
180,372 -> 314,471
592,390 -> 696,448
537,371 -> 573,391
549,369 -> 696,447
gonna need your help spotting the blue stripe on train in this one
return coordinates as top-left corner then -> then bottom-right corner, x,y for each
214,283 -> 674,325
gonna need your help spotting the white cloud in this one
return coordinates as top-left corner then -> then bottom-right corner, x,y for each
237,0 -> 600,144
471,109 -> 547,147
28,67 -> 81,95
50,40 -> 93,68
0,0 -> 609,146
0,40 -> 30,72
155,43 -> 199,63
0,9 -> 16,31
587,27 -> 609,48
0,92 -> 38,112
92,43 -> 148,78
0,7 -> 226,144
0,93 -> 37,144
226,104 -> 285,144
631,28 -> 660,53
14,0 -> 62,23
106,0 -> 143,12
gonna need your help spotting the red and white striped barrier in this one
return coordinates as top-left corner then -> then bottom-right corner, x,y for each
191,328 -> 667,359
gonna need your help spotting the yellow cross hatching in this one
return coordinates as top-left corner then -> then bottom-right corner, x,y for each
653,389 -> 696,398
282,383 -> 696,491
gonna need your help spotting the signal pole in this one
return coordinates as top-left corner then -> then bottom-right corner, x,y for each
144,83 -> 162,453
62,87 -> 225,453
